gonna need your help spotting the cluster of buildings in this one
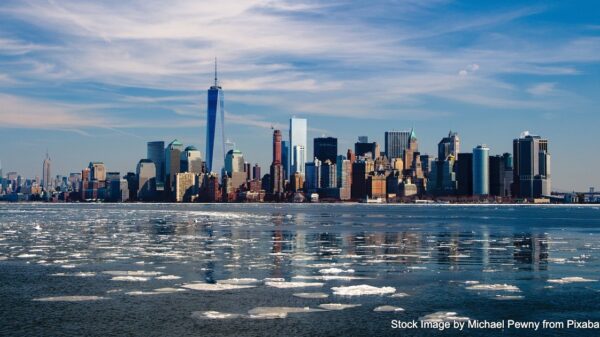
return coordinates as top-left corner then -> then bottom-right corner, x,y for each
0,65 -> 594,204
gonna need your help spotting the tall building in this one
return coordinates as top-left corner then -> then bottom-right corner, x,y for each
305,158 -> 321,193
175,172 -> 197,202
384,130 -> 413,159
89,162 -> 106,182
252,164 -> 261,181
355,139 -> 380,159
147,141 -> 165,183
181,146 -> 203,174
225,149 -> 245,175
270,130 -> 284,195
289,117 -> 307,177
281,140 -> 289,180
513,132 -> 551,198
205,60 -> 226,173
489,155 -> 507,197
320,160 -> 337,188
165,139 -> 184,198
456,153 -> 473,196
402,131 -> 418,172
472,145 -> 490,196
42,151 -> 51,191
314,137 -> 337,163
136,159 -> 156,201
351,160 -> 368,200
438,131 -> 460,160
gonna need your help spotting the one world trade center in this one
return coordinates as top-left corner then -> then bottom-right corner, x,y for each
205,59 -> 225,173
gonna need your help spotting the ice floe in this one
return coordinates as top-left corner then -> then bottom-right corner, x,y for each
547,277 -> 596,284
155,275 -> 181,280
389,292 -> 409,298
318,268 -> 355,274
318,303 -> 361,310
331,285 -> 396,296
248,306 -> 323,319
216,278 -> 261,285
191,311 -> 240,320
373,305 -> 404,312
181,283 -> 255,291
466,284 -> 520,292
265,281 -> 324,288
110,276 -> 150,282
293,292 -> 329,299
33,296 -> 108,302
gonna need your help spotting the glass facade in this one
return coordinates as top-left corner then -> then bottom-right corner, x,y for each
289,118 -> 307,176
472,145 -> 490,195
205,77 -> 225,173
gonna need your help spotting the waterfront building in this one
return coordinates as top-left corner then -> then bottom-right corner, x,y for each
513,132 -> 551,198
282,141 -> 289,180
367,174 -> 387,199
270,130 -> 284,196
181,146 -> 203,174
438,131 -> 460,160
456,153 -> 473,196
136,159 -> 156,201
175,172 -> 197,202
291,172 -> 304,192
320,160 -> 337,188
351,160 -> 367,200
147,141 -> 165,183
489,155 -> 508,197
289,117 -> 308,177
42,151 -> 51,191
224,148 -> 245,190
314,137 -> 337,163
384,130 -> 412,159
427,156 -> 457,195
473,145 -> 490,196
305,158 -> 321,193
89,162 -> 106,183
165,139 -> 184,199
205,61 -> 226,173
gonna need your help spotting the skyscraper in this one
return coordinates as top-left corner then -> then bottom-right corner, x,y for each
289,117 -> 307,177
314,137 -> 338,163
472,145 -> 490,196
165,139 -> 184,198
305,158 -> 321,193
270,130 -> 284,195
282,140 -> 289,180
456,153 -> 473,196
205,60 -> 226,173
42,151 -> 51,191
438,131 -> 460,161
252,164 -> 261,181
181,146 -> 203,174
513,132 -> 551,198
355,139 -> 380,158
384,130 -> 412,159
225,148 -> 246,189
147,141 -> 165,183
136,159 -> 156,201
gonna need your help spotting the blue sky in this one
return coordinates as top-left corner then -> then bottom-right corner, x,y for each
0,0 -> 598,191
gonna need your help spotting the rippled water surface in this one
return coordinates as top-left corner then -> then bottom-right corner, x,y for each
1,203 -> 599,336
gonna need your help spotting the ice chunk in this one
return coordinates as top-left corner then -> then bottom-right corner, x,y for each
155,275 -> 181,280
318,268 -> 355,274
420,311 -> 469,322
547,277 -> 596,284
466,284 -> 520,292
217,278 -> 260,285
389,292 -> 409,298
33,296 -> 108,302
318,303 -> 361,310
265,281 -> 324,289
332,285 -> 396,296
111,276 -> 150,282
293,292 -> 329,299
191,311 -> 240,320
247,306 -> 323,319
103,270 -> 163,276
374,305 -> 404,312
181,283 -> 255,291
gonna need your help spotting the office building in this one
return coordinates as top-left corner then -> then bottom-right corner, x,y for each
489,155 -> 508,197
438,131 -> 460,160
205,61 -> 226,173
252,164 -> 261,181
165,139 -> 184,198
456,153 -> 473,196
305,158 -> 321,193
385,130 -> 413,159
282,140 -> 289,180
270,130 -> 284,195
181,146 -> 203,174
351,160 -> 368,200
314,137 -> 338,163
289,117 -> 307,177
147,141 -> 165,183
513,132 -> 551,198
175,172 -> 197,202
472,145 -> 490,196
42,152 -> 52,191
355,139 -> 380,159
136,159 -> 156,201
320,160 -> 337,188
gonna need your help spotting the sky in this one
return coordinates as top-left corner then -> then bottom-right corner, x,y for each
0,0 -> 598,191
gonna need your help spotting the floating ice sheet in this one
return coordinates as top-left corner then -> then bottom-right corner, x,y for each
181,283 -> 255,291
547,277 -> 596,284
466,284 -> 520,292
293,292 -> 329,299
33,296 -> 108,302
318,303 -> 361,310
332,285 -> 396,296
373,305 -> 404,312
265,281 -> 324,288
420,311 -> 469,322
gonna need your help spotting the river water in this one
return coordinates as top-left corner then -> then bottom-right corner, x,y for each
0,203 -> 599,336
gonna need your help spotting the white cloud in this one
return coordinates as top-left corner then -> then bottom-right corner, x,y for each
527,82 -> 556,96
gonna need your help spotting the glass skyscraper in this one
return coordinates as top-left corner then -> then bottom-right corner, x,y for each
289,117 -> 307,177
472,145 -> 490,196
147,141 -> 165,184
205,61 -> 225,173
384,130 -> 412,159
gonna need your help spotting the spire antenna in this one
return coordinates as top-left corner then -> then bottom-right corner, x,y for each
214,57 -> 218,86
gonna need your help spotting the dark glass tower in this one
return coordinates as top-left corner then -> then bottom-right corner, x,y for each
314,137 -> 337,163
205,59 -> 225,173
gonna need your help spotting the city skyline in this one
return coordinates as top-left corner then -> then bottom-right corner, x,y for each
0,1 -> 599,190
